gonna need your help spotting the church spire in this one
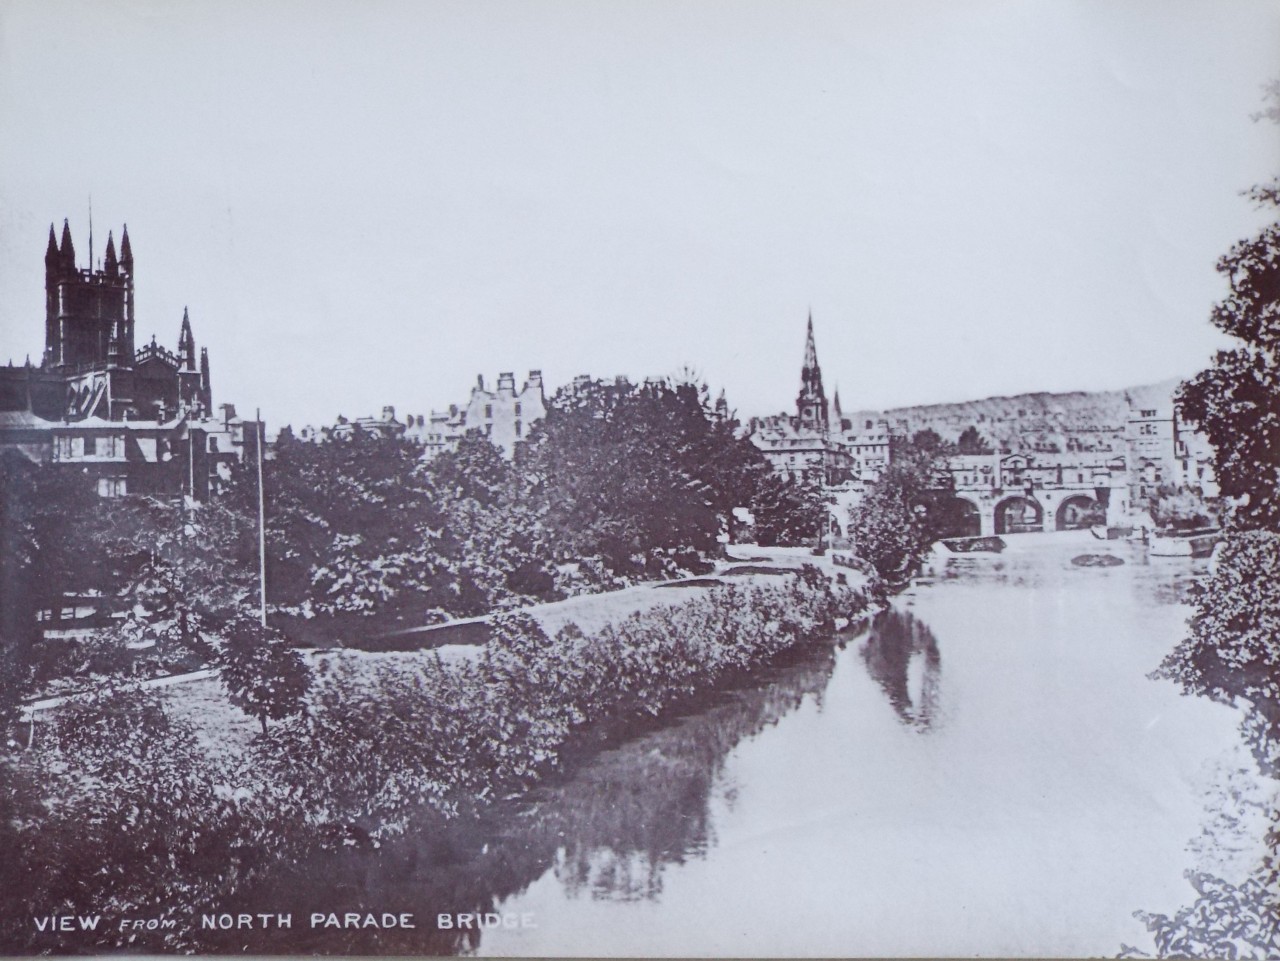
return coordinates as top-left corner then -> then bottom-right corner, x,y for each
104,230 -> 118,277
803,311 -> 818,371
178,307 -> 196,370
119,224 -> 132,273
59,219 -> 75,271
796,312 -> 828,434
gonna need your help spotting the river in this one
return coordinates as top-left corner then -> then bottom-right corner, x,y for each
477,532 -> 1258,957
230,532 -> 1264,957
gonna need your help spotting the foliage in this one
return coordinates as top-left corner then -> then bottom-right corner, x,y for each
956,425 -> 992,455
0,455 -> 107,710
846,463 -> 931,582
845,432 -> 951,582
231,427 -> 445,624
258,573 -> 866,836
1136,857 -> 1280,960
521,376 -> 763,577
1176,184 -> 1280,529
1148,484 -> 1222,531
1156,530 -> 1280,774
2,683 -> 288,952
1140,86 -> 1280,960
749,472 -> 828,546
216,615 -> 312,734
1160,85 -> 1280,771
908,428 -> 954,460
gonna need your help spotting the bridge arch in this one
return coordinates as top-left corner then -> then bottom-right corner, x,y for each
1056,494 -> 1104,531
925,494 -> 983,538
994,495 -> 1043,535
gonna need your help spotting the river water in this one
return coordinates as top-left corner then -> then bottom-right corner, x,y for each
232,532 -> 1262,957
473,533 -> 1256,957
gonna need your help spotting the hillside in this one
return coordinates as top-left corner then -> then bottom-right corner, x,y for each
846,377 -> 1184,455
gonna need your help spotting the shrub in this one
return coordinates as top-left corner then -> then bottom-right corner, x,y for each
1155,530 -> 1280,774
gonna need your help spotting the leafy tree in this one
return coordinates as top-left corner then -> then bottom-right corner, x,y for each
427,432 -> 514,508
908,428 -> 953,460
845,429 -> 957,581
237,427 -> 445,625
749,473 -> 828,546
1177,183 -> 1280,528
1137,88 -> 1280,960
956,425 -> 992,455
521,376 -> 755,577
846,462 -> 931,583
217,615 -> 311,735
1160,86 -> 1280,764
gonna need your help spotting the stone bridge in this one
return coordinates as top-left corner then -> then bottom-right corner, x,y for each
831,452 -> 1132,538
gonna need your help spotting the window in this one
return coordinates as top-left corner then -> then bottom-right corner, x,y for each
485,404 -> 493,419
94,435 -> 122,458
97,477 -> 126,497
515,403 -> 522,417
515,420 -> 522,437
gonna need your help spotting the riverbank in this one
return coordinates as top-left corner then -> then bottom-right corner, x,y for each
477,532 -> 1266,958
1,570 -> 868,954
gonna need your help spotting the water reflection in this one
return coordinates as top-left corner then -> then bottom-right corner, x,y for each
861,609 -> 941,731
192,641 -> 840,955
929,539 -> 1209,608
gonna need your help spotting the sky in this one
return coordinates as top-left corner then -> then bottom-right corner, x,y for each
0,0 -> 1277,430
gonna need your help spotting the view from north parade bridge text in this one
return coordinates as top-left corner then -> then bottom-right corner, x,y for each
1,3 -> 1279,958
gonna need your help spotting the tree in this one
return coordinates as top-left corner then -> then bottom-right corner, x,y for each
1159,85 -> 1280,773
908,428 -> 953,460
956,425 -> 992,455
236,428 -> 446,626
749,473 -> 828,546
521,376 -> 750,577
217,615 -> 311,735
846,462 -> 932,583
1177,187 -> 1280,529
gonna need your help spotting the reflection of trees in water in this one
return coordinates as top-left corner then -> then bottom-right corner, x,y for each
193,642 -> 838,955
861,609 -> 941,731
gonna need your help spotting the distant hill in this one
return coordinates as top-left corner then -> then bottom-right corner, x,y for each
845,377 -> 1185,455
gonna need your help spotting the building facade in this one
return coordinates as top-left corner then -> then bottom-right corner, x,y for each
408,370 -> 546,459
0,219 -> 258,499
1123,387 -> 1219,505
749,317 -> 854,484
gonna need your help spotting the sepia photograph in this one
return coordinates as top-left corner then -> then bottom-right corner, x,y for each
1,0 -> 1279,956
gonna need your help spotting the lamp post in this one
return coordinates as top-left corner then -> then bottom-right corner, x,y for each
255,409 -> 267,628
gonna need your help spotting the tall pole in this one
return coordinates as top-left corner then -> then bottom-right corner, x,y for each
255,408 -> 267,628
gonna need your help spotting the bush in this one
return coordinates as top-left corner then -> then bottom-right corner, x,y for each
216,615 -> 312,735
3,683 -> 288,951
256,574 -> 866,838
1156,530 -> 1280,774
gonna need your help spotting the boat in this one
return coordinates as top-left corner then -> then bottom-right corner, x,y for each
1149,527 -> 1222,558
939,535 -> 1006,554
1091,525 -> 1136,541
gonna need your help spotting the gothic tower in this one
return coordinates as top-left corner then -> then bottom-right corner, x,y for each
43,219 -> 134,369
796,313 -> 828,434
